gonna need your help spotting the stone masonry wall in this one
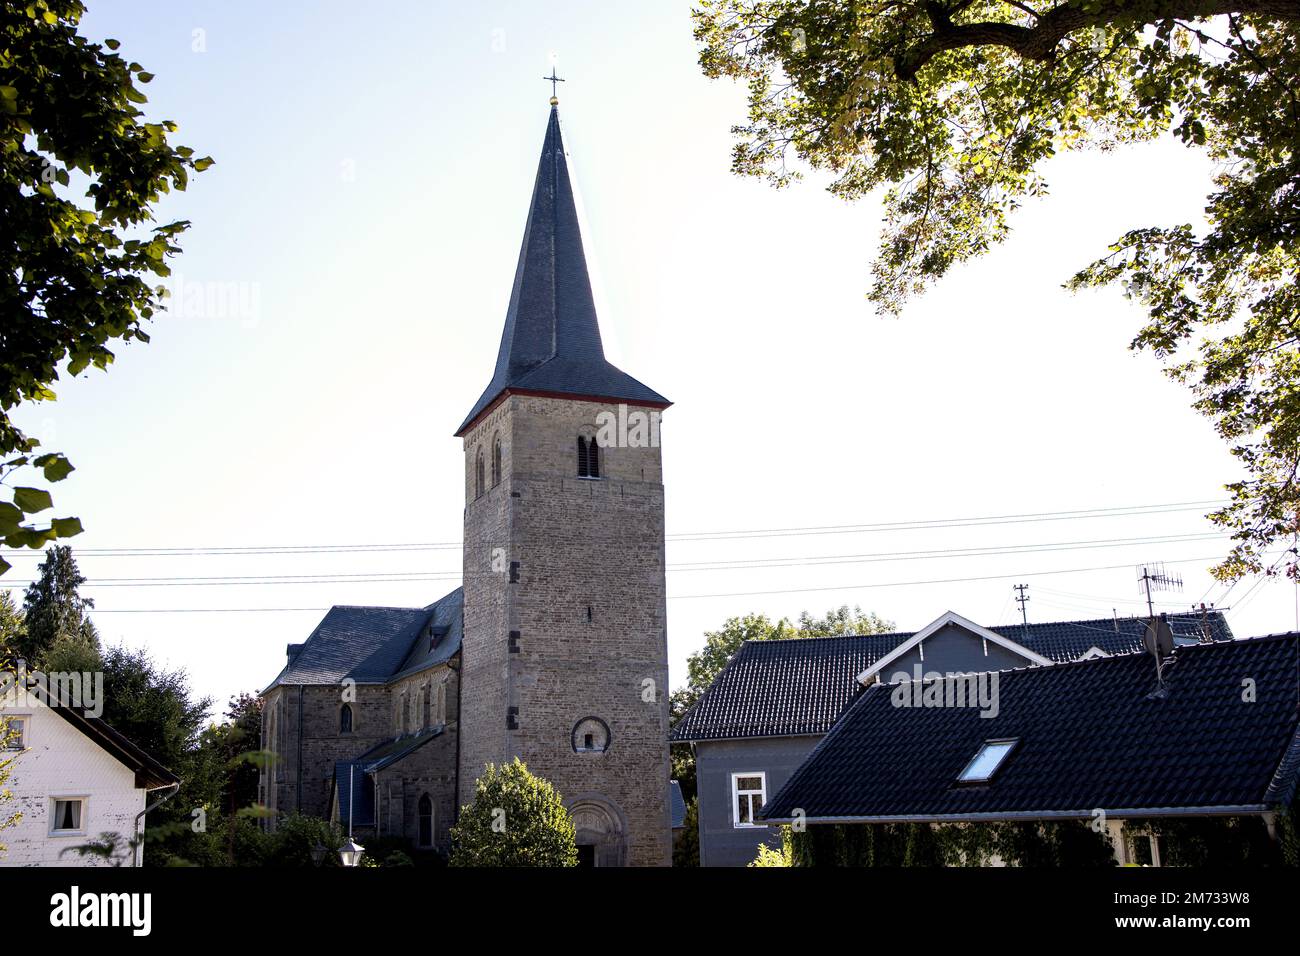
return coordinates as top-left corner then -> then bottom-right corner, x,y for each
459,394 -> 672,866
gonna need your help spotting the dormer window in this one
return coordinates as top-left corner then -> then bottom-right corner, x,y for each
577,436 -> 600,478
956,739 -> 1018,784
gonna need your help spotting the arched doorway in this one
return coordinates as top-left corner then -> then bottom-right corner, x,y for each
568,795 -> 627,868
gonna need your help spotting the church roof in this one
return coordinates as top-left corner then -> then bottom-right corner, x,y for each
669,612 -> 1233,742
456,105 -> 669,436
760,632 -> 1300,823
261,587 -> 463,691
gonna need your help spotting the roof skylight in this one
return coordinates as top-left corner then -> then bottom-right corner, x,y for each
956,739 -> 1017,783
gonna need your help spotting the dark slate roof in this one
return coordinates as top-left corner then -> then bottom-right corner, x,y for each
456,106 -> 668,435
262,588 -> 462,691
390,589 -> 464,680
670,780 -> 687,829
761,633 -> 1300,822
669,613 -> 1233,742
670,633 -> 906,741
1000,611 -> 1233,663
333,727 -> 446,828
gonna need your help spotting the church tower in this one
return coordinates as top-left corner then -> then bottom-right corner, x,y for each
455,99 -> 672,866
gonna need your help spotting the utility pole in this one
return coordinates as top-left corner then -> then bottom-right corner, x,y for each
1013,584 -> 1030,641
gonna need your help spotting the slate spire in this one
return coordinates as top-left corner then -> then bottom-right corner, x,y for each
456,104 -> 669,435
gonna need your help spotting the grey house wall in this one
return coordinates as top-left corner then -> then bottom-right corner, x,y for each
689,624 -> 1042,866
695,735 -> 821,867
880,623 -> 1031,679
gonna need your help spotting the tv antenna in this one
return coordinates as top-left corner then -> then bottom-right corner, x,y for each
1137,562 -> 1183,620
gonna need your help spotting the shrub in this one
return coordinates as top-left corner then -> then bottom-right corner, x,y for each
449,758 -> 577,867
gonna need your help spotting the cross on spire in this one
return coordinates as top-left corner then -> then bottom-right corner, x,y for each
543,67 -> 565,100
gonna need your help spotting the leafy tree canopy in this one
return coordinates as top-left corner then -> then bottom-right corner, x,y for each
19,543 -> 95,666
99,645 -> 217,863
0,1 -> 211,571
449,758 -> 578,867
694,0 -> 1300,580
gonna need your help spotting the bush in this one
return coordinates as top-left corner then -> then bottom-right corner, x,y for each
264,814 -> 345,867
449,758 -> 577,867
748,827 -> 793,867
672,797 -> 699,867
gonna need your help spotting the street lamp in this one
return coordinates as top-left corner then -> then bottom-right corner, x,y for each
310,842 -> 326,867
339,837 -> 365,868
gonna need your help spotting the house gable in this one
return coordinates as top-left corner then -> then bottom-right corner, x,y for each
857,610 -> 1052,685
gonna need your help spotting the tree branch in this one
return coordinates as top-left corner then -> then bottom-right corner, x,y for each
894,0 -> 1300,81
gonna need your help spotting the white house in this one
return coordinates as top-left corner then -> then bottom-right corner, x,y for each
1,680 -> 178,867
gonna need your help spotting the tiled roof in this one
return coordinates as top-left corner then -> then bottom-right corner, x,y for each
761,633 -> 1300,822
669,613 -> 1232,742
456,106 -> 668,436
670,633 -> 905,741
262,588 -> 462,691
670,780 -> 687,829
1001,612 -> 1232,663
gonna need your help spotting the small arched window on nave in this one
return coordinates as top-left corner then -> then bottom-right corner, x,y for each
474,447 -> 485,499
339,704 -> 353,734
491,433 -> 502,487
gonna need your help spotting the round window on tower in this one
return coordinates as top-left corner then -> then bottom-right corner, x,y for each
571,716 -> 611,754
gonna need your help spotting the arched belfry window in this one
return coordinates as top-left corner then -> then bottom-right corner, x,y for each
418,793 -> 434,848
491,433 -> 502,487
577,436 -> 600,479
339,704 -> 353,734
474,448 -> 485,498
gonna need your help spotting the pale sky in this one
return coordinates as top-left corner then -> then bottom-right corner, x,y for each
4,1 -> 1296,714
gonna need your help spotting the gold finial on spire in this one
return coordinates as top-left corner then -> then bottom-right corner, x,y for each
544,67 -> 565,104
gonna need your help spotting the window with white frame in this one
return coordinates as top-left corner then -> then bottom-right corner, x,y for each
50,797 -> 87,835
2,715 -> 27,750
731,772 -> 767,827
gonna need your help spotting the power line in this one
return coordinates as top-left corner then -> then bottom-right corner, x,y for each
0,530 -> 1228,589
0,498 -> 1225,558
73,553 -> 1230,612
666,554 -> 1227,601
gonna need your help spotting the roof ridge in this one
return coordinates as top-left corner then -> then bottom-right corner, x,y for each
327,604 -> 427,612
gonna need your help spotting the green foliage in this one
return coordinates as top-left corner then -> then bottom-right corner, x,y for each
19,545 -> 96,666
1126,816 -> 1282,866
673,797 -> 700,867
694,1 -> 1300,580
263,814 -> 344,868
789,819 -> 1114,866
449,758 -> 578,867
748,826 -> 795,866
98,645 -> 216,865
199,692 -> 263,816
0,592 -> 24,652
0,1 -> 212,569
